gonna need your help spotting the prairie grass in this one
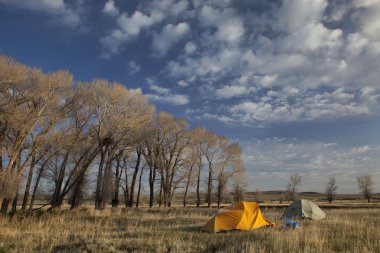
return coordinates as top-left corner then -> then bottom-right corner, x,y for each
0,207 -> 379,252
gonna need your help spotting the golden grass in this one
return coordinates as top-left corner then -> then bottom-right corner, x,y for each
0,207 -> 379,253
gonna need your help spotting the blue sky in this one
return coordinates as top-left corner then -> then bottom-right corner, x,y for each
1,0 -> 380,193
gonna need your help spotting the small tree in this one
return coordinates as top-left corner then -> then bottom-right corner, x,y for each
357,175 -> 373,203
325,177 -> 338,203
286,174 -> 302,201
232,162 -> 247,202
254,188 -> 262,202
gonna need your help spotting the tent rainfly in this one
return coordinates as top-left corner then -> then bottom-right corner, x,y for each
203,201 -> 272,233
283,199 -> 326,220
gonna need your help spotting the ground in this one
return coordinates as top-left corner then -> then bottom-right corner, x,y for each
0,205 -> 380,253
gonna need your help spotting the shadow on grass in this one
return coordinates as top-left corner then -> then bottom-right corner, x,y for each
50,240 -> 112,253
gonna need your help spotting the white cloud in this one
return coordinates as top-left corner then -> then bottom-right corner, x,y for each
242,138 -> 380,192
199,5 -> 245,44
147,84 -> 189,105
127,61 -> 141,75
149,84 -> 170,95
100,10 -> 163,55
0,0 -> 81,27
103,0 -> 119,17
145,0 -> 189,17
202,113 -> 235,124
225,88 -> 374,125
276,0 -> 328,32
148,94 -> 189,105
152,22 -> 190,56
184,41 -> 197,55
215,85 -> 256,99
178,80 -> 189,87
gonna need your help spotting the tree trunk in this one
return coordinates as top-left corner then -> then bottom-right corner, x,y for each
183,164 -> 194,207
148,166 -> 156,208
158,174 -> 163,207
136,167 -> 144,208
51,151 -> 69,207
95,147 -> 107,209
0,135 -> 3,171
124,167 -> 130,207
29,162 -> 47,211
112,156 -> 121,208
196,158 -> 202,207
207,162 -> 212,208
21,155 -> 36,211
217,180 -> 222,208
69,171 -> 86,210
100,153 -> 113,209
48,148 -> 99,211
11,186 -> 19,213
129,150 -> 141,207
1,199 -> 10,214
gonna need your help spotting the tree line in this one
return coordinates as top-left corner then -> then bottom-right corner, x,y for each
0,54 -> 247,214
286,174 -> 375,203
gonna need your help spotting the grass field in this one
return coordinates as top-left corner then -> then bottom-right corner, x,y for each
1,205 -> 380,253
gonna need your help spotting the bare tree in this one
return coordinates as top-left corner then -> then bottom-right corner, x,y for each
286,174 -> 302,201
0,56 -> 72,214
191,127 -> 207,207
156,112 -> 189,207
232,161 -> 247,202
357,175 -> 373,203
215,143 -> 242,208
325,177 -> 338,203
1,54 -> 248,213
254,188 -> 262,203
203,132 -> 222,208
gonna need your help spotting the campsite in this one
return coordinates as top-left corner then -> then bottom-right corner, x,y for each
1,0 -> 380,252
1,193 -> 380,252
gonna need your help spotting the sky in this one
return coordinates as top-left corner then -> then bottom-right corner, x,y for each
1,0 -> 380,193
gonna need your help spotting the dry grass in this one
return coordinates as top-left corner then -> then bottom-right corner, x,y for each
0,207 -> 380,253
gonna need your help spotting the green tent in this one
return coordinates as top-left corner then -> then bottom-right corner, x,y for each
283,199 -> 326,220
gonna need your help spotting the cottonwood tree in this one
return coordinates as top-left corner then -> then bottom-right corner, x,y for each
357,175 -> 373,203
0,58 -> 72,214
325,177 -> 338,203
182,148 -> 197,207
191,127 -> 208,207
141,117 -> 161,208
215,143 -> 242,208
232,161 -> 247,202
203,132 -> 227,208
88,80 -> 153,209
286,174 -> 302,201
156,112 -> 189,207
1,54 -> 248,213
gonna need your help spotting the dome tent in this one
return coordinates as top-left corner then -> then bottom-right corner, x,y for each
283,199 -> 326,220
203,201 -> 272,233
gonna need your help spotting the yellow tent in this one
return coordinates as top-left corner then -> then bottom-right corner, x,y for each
204,201 -> 272,233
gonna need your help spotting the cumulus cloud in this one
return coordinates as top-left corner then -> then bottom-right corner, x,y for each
160,0 -> 380,126
127,61 -> 141,75
103,0 -> 119,17
0,0 -> 81,27
100,10 -> 163,55
242,138 -> 380,192
152,22 -> 190,56
215,85 -> 256,99
228,88 -> 372,124
178,80 -> 189,87
184,41 -> 197,55
147,84 -> 189,105
200,86 -> 378,125
199,5 -> 245,44
73,0 -> 380,125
